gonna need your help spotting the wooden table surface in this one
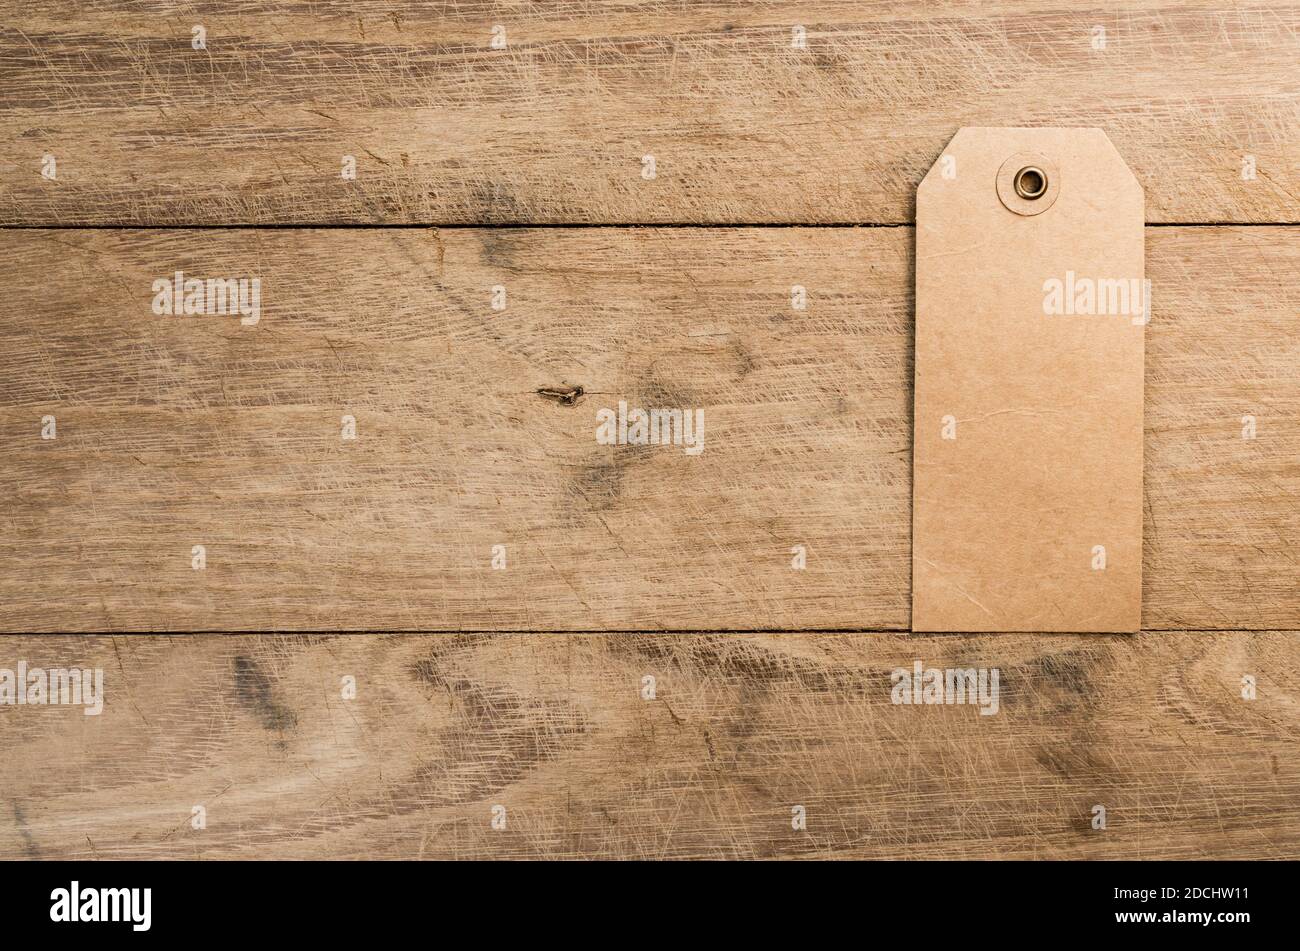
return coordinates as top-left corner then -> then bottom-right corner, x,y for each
1,1 -> 1296,860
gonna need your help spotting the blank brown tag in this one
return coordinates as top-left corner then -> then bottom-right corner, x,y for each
913,128 -> 1145,632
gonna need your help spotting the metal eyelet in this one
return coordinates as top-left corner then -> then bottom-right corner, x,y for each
1014,166 -> 1048,200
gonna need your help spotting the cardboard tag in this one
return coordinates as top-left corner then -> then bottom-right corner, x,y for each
913,128 -> 1145,632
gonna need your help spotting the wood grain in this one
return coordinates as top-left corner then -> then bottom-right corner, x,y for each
2,1 -> 1297,225
1,226 -> 1296,632
0,630 -> 1294,859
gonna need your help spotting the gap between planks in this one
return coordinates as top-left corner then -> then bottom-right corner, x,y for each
0,222 -> 1297,230
9,628 -> 1299,636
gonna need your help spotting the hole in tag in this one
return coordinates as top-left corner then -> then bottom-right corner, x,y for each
1014,166 -> 1047,199
996,153 -> 1059,216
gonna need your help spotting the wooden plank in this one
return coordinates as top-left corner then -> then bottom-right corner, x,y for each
2,1 -> 1297,225
1,226 -> 1296,631
0,630 -> 1295,859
